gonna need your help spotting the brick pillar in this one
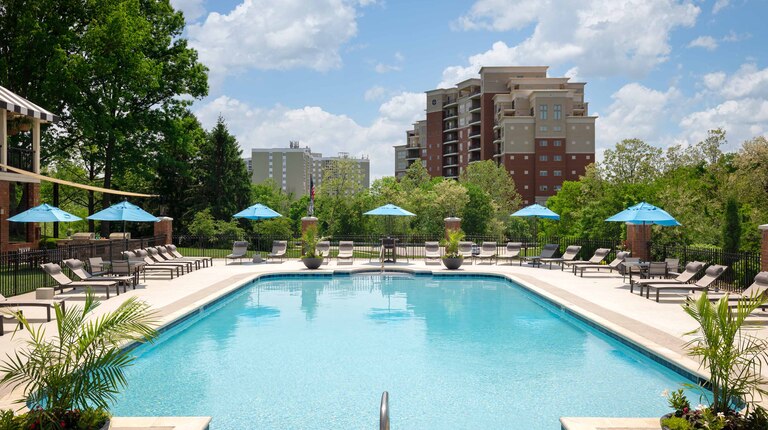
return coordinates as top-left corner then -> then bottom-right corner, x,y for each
301,217 -> 318,235
760,225 -> 768,271
444,217 -> 461,239
626,223 -> 651,261
154,217 -> 173,245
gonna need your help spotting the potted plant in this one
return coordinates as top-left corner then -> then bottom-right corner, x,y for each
0,291 -> 158,429
659,292 -> 768,430
441,229 -> 465,270
301,225 -> 324,269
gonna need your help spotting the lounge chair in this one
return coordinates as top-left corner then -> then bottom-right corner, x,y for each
497,242 -> 522,265
167,244 -> 213,268
643,264 -> 727,302
690,272 -> 768,311
458,242 -> 474,264
87,257 -> 111,275
147,247 -> 193,272
522,244 -> 559,267
63,259 -> 135,292
563,248 -> 611,272
476,242 -> 497,265
644,261 -> 669,279
574,251 -> 630,277
665,258 -> 681,277
424,242 -> 441,264
317,241 -> 330,264
621,257 -> 642,282
139,249 -> 189,274
337,241 -> 354,264
156,245 -> 202,269
112,260 -> 142,284
267,240 -> 288,263
227,241 -> 249,265
0,293 -> 66,323
631,261 -> 704,294
40,263 -> 120,299
540,245 -> 582,270
130,251 -> 183,278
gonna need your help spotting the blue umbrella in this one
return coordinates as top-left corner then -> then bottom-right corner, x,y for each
88,201 -> 160,222
364,204 -> 415,232
9,203 -> 82,241
364,204 -> 416,217
8,203 -> 82,223
233,203 -> 282,221
510,203 -> 560,241
510,203 -> 560,220
605,202 -> 681,226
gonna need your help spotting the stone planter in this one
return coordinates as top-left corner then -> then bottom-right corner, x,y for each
660,412 -> 673,430
442,257 -> 463,270
302,257 -> 323,269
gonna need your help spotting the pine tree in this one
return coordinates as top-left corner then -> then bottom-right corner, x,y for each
194,116 -> 251,221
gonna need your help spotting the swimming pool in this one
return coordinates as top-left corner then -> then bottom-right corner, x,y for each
112,273 -> 701,429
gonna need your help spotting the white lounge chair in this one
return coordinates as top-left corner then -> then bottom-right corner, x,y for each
475,242 -> 497,265
424,242 -> 441,264
642,264 -> 727,302
337,241 -> 354,264
226,241 -> 249,265
540,245 -> 582,270
497,242 -> 522,265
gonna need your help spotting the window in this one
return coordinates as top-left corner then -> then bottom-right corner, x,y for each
586,155 -> 591,160
540,126 -> 548,132
539,104 -> 548,120
553,126 -> 562,131
571,155 -> 576,160
524,170 -> 529,175
554,170 -> 562,176
554,185 -> 562,191
524,185 -> 529,190
539,155 -> 548,162
540,170 -> 548,176
554,155 -> 562,162
524,155 -> 529,160
553,140 -> 562,146
539,185 -> 548,191
539,140 -> 548,147
554,104 -> 562,120
571,170 -> 576,175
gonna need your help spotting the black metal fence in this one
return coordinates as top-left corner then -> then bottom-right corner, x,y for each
650,243 -> 761,292
0,236 -> 166,297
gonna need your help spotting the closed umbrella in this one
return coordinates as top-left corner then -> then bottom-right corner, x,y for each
233,203 -> 282,262
510,203 -> 560,243
8,203 -> 82,242
88,201 -> 159,256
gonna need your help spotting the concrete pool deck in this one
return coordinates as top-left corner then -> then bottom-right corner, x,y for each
1,258 -> 766,429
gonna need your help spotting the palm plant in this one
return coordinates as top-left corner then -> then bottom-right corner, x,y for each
302,225 -> 323,258
0,291 -> 157,423
683,291 -> 768,413
442,229 -> 465,258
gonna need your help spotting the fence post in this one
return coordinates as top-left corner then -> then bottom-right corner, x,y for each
13,253 -> 18,296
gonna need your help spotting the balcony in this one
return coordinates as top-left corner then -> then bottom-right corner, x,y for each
443,112 -> 458,121
469,152 -> 482,163
443,133 -> 458,144
470,91 -> 481,99
468,142 -> 481,152
444,98 -> 458,108
8,147 -> 33,172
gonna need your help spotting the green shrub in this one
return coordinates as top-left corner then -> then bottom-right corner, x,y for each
660,416 -> 693,430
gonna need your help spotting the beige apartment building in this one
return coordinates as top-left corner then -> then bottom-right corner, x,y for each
250,142 -> 370,198
398,66 -> 596,204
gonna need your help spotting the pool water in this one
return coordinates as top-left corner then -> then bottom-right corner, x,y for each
112,274 -> 700,429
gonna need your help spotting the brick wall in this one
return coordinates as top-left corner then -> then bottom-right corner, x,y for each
153,217 -> 173,245
761,226 -> 768,271
626,224 -> 651,261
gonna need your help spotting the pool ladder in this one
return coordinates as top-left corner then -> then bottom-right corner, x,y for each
380,391 -> 390,430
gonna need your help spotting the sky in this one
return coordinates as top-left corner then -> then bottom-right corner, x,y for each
171,0 -> 768,179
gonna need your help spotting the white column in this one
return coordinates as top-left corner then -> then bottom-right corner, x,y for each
32,118 -> 41,173
0,109 -> 6,171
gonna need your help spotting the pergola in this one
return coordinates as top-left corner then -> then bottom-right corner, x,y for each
0,85 -> 59,177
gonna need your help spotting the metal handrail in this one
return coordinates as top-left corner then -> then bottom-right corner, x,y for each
380,391 -> 389,430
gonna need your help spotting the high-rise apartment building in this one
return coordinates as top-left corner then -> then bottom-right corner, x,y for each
398,66 -> 596,204
394,120 -> 427,179
250,142 -> 370,197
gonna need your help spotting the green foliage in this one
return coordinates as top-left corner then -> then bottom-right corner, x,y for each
660,416 -> 693,430
682,292 -> 768,413
0,292 -> 157,422
302,225 -> 323,258
187,209 -> 245,238
462,184 -> 492,235
0,407 -> 110,430
442,230 -> 465,258
194,117 -> 251,221
722,197 -> 742,253
253,218 -> 293,238
665,388 -> 691,412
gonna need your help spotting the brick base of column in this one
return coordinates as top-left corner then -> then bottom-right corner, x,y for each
301,217 -> 318,235
760,225 -> 768,271
444,217 -> 461,240
154,217 -> 173,245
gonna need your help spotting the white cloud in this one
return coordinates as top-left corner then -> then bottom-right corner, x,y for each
364,85 -> 388,101
195,92 -> 425,179
187,0 -> 361,82
373,52 -> 405,74
679,99 -> 768,148
171,0 -> 206,22
712,64 -> 768,99
564,67 -> 581,82
702,71 -> 726,91
446,0 -> 700,85
597,83 -> 681,148
712,0 -> 730,14
687,35 -> 718,51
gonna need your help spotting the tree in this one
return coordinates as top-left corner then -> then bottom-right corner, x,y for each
194,117 -> 251,221
462,184 -> 492,235
722,196 -> 741,253
600,139 -> 662,184
319,158 -> 364,197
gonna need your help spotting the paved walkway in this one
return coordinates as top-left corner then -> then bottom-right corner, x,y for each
1,258 -> 766,426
